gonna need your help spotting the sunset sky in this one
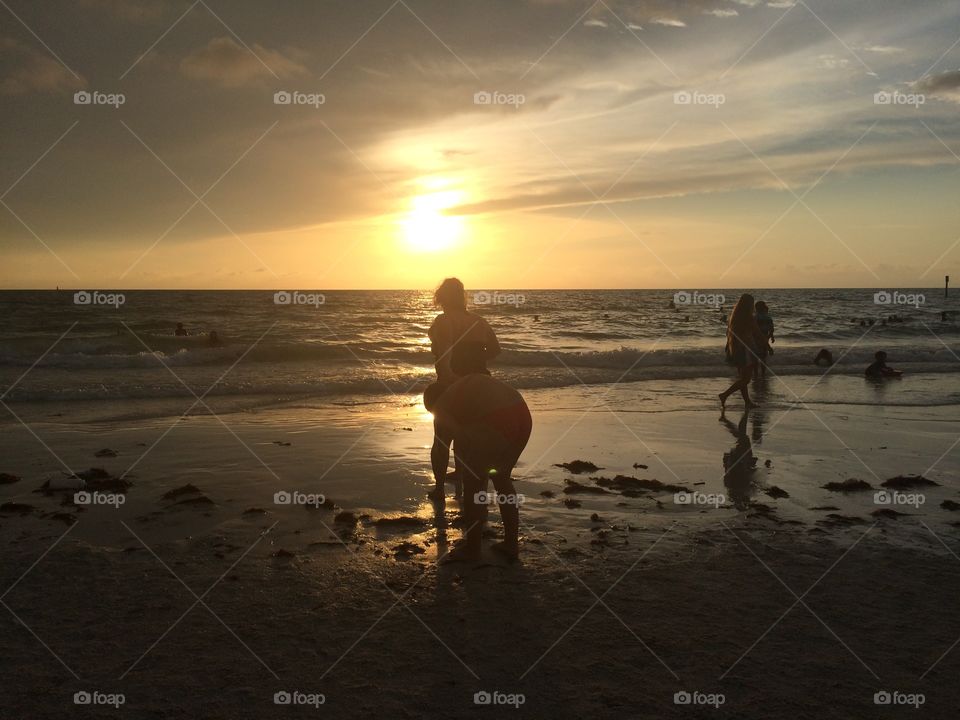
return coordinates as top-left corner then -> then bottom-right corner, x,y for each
1,0 -> 959,289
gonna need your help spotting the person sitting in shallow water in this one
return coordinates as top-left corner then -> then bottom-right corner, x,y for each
813,348 -> 834,367
865,350 -> 901,378
175,322 -> 188,337
424,367 -> 532,563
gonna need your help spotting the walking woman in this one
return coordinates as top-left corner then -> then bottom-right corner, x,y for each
719,293 -> 764,410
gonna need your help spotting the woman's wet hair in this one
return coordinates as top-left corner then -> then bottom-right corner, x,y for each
434,278 -> 467,312
423,382 -> 446,412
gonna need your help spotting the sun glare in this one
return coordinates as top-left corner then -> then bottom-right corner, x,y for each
401,188 -> 465,252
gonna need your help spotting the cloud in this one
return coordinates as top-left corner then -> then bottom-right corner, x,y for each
583,18 -> 608,27
77,0 -> 166,22
650,17 -> 687,27
860,45 -> 905,54
704,8 -> 739,17
914,69 -> 960,103
180,37 -> 308,87
0,38 -> 84,95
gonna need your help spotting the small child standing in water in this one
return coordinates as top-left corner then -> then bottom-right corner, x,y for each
754,301 -> 775,379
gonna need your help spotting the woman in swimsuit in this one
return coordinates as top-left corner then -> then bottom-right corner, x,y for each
428,278 -> 501,386
719,293 -> 765,410
424,368 -> 532,562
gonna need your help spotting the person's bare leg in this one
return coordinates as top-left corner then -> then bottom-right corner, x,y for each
489,467 -> 519,559
739,365 -> 756,407
441,443 -> 487,562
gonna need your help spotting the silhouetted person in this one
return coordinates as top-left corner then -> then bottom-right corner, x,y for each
175,322 -> 187,336
754,300 -> 775,379
429,278 -> 500,387
865,350 -> 901,378
813,348 -> 834,367
719,294 -> 765,410
424,367 -> 531,563
208,330 -> 221,346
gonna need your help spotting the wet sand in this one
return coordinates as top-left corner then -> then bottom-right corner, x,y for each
1,381 -> 959,718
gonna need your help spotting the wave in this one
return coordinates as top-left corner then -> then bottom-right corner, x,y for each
1,332 -> 958,372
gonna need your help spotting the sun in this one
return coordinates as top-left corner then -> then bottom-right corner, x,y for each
401,189 -> 465,252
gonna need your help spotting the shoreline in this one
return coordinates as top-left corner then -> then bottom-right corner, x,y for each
2,380 -> 959,718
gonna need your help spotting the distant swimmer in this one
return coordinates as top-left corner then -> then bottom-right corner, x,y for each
208,330 -> 221,346
533,314 -> 540,322
865,350 -> 901,378
175,322 -> 187,336
813,348 -> 834,367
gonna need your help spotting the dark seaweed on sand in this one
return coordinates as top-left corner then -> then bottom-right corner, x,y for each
554,460 -> 602,474
881,475 -> 939,490
563,479 -> 612,495
821,478 -> 872,492
594,475 -> 690,495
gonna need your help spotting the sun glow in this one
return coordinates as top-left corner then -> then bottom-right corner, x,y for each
401,187 -> 466,252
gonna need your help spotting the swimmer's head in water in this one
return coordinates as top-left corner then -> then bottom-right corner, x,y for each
434,277 -> 466,312
423,382 -> 446,412
875,350 -> 887,361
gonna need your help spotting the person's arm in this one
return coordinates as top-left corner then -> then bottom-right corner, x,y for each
428,316 -> 443,360
484,320 -> 501,361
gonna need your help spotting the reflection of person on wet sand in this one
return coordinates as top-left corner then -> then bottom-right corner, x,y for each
720,411 -> 759,510
424,367 -> 532,563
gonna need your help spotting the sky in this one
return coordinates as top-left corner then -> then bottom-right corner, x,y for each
1,0 -> 959,290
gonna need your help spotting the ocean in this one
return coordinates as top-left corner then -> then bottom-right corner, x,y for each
1,289 -> 957,419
